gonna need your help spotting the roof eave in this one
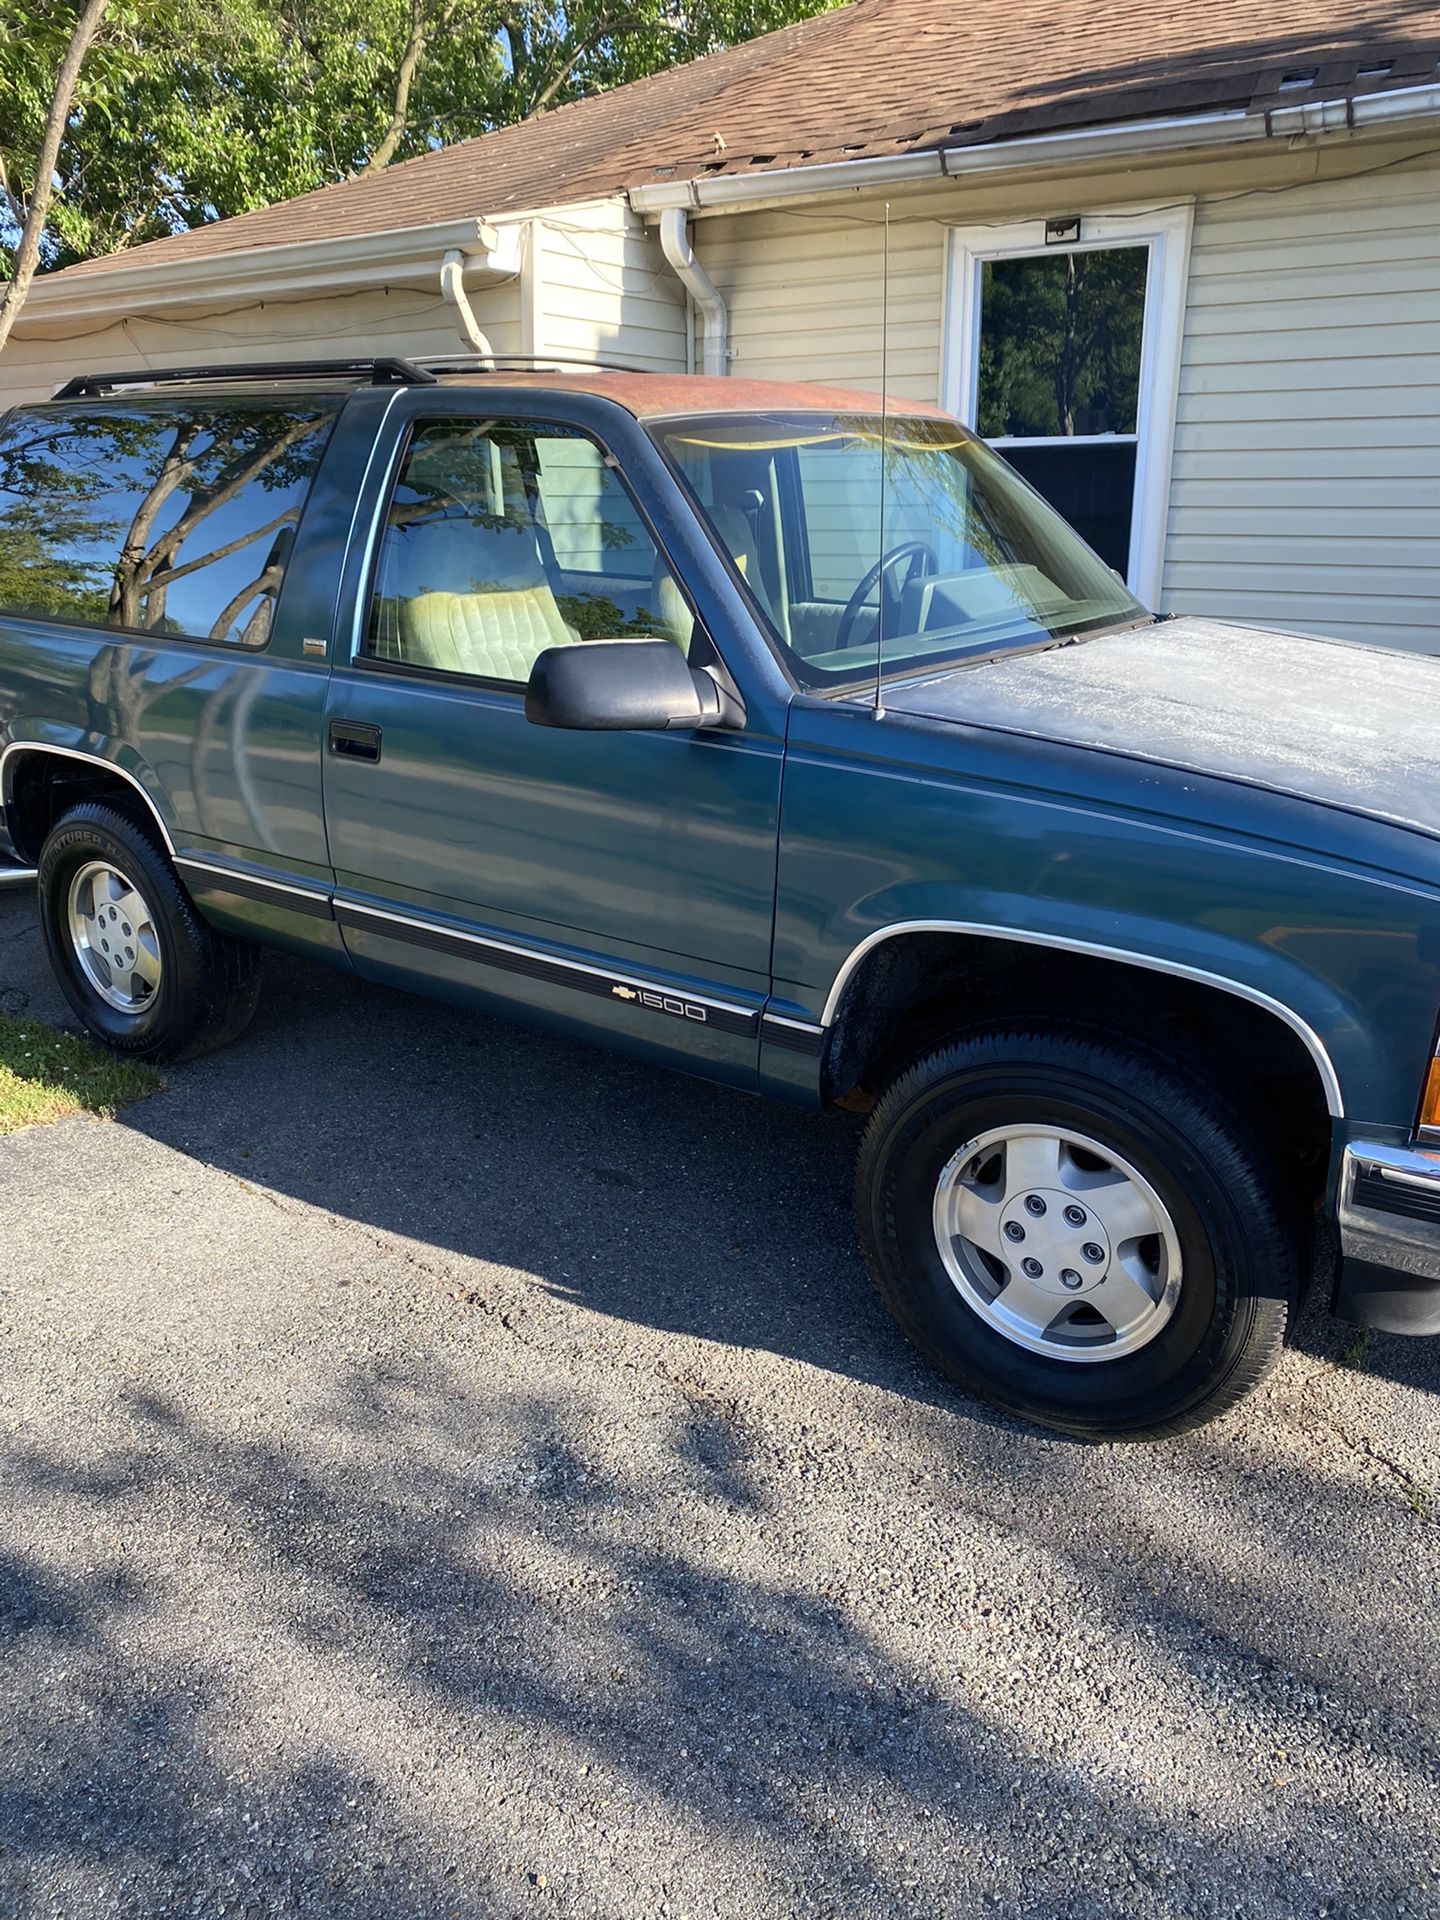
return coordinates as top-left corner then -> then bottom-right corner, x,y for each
627,81 -> 1440,216
13,214 -> 524,331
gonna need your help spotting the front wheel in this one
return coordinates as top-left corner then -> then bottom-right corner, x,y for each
38,801 -> 261,1063
854,1027 -> 1297,1439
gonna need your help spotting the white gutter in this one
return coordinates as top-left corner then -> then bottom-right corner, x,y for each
14,215 -> 522,329
630,81 -> 1440,217
658,207 -> 728,376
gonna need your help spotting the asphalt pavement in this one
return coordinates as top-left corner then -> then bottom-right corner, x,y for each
1,886 -> 1437,1920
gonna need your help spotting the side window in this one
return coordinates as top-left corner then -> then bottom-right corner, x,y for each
0,399 -> 334,646
367,418 -> 694,683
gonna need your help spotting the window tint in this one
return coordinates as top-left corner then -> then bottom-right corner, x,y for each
0,399 -> 336,645
368,419 -> 692,684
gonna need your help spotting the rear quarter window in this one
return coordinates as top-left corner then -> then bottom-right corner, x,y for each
0,397 -> 336,646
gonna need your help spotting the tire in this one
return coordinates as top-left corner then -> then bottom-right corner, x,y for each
37,801 -> 262,1064
854,1026 -> 1296,1440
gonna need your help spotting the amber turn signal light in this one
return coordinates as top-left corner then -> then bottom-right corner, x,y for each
1422,1053 -> 1440,1134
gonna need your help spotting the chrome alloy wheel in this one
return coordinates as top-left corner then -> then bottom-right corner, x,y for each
66,860 -> 162,1014
932,1124 -> 1183,1361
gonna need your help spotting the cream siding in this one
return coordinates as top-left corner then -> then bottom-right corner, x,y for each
695,193 -> 947,403
1165,158 -> 1440,650
0,280 -> 525,413
531,201 -> 687,370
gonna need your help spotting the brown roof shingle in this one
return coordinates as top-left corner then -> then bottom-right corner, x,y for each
55,0 -> 1440,282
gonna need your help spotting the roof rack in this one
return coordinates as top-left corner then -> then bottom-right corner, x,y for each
53,357 -> 439,400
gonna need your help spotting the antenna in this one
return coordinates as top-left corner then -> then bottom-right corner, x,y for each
873,202 -> 891,720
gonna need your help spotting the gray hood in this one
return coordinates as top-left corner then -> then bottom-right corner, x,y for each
880,617 -> 1440,838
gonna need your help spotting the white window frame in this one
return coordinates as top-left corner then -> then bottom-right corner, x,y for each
941,203 -> 1193,608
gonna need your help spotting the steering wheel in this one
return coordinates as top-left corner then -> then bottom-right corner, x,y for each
835,541 -> 939,654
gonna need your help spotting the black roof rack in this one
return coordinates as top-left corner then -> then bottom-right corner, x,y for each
53,357 -> 438,400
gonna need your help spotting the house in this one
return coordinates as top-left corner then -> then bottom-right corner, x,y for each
4,0 -> 1439,652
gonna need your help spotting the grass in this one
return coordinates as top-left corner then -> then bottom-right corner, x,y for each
1339,1326 -> 1372,1370
0,1013 -> 159,1135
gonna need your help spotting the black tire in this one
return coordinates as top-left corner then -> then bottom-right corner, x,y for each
37,801 -> 262,1064
854,1026 -> 1296,1440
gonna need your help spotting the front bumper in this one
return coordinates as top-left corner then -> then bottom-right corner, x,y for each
1336,1140 -> 1440,1336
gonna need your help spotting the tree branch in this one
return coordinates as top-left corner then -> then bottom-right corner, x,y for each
0,0 -> 113,356
360,0 -> 431,175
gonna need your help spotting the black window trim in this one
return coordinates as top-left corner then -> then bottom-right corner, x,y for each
0,396 -> 339,654
352,408 -> 710,694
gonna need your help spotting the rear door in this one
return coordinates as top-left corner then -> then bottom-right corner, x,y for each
320,389 -> 786,1084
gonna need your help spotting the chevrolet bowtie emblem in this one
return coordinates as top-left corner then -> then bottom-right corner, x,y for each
611,984 -> 638,1001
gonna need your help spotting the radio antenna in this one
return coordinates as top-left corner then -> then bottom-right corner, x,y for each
873,202 -> 891,719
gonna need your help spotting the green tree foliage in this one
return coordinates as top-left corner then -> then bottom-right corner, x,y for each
0,0 -> 843,275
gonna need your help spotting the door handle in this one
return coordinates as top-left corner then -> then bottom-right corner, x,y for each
328,719 -> 382,763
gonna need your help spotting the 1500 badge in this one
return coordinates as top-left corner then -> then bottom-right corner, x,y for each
611,983 -> 708,1023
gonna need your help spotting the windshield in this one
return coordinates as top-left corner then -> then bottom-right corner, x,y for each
651,412 -> 1147,687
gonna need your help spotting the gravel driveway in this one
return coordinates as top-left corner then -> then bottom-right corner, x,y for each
1,886 -> 1436,1920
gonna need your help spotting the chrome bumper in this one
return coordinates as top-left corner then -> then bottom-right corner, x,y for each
1336,1141 -> 1440,1336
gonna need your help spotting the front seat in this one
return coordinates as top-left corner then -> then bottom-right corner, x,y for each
386,514 -> 580,682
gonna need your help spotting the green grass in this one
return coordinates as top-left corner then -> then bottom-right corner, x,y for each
0,1013 -> 159,1135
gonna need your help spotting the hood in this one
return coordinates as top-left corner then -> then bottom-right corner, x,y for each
879,617 -> 1440,839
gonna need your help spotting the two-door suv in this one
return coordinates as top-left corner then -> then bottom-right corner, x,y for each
2,356 -> 1439,1438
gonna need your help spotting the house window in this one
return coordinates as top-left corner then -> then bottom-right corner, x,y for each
944,206 -> 1192,606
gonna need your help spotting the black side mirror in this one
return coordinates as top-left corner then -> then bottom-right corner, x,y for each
524,638 -> 742,732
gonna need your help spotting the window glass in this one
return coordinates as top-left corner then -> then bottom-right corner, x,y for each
0,399 -> 335,645
977,247 -> 1148,439
368,419 -> 692,682
653,413 -> 1145,690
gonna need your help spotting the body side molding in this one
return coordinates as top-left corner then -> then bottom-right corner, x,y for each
819,919 -> 1345,1118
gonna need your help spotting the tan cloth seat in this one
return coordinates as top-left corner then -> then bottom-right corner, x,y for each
382,515 -> 580,682
400,583 -> 576,681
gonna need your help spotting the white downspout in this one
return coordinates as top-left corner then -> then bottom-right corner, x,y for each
440,248 -> 496,364
658,207 -> 728,377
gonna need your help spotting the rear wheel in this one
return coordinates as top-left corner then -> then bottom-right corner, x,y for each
38,801 -> 261,1063
854,1026 -> 1296,1439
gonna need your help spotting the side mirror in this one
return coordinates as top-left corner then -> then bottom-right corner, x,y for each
524,638 -> 742,732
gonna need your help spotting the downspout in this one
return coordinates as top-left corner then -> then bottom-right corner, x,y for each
659,207 -> 728,377
440,249 -> 495,364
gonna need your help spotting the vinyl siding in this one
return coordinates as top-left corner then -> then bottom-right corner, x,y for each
695,191 -> 948,404
0,280 -> 526,413
1164,159 -> 1440,650
532,202 -> 687,371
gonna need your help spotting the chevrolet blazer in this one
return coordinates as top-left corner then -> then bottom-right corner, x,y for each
1,356 -> 1438,1439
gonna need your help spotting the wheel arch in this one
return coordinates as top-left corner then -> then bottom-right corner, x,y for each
822,920 -> 1342,1117
1,741 -> 178,865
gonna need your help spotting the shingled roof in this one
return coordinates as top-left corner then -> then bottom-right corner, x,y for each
55,0 -> 1440,282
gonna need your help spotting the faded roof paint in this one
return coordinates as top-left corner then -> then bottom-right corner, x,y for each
432,370 -> 948,420
48,0 -> 1440,287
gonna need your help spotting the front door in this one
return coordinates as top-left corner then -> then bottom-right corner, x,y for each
320,400 -> 783,1083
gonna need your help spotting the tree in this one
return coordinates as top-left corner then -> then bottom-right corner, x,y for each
0,0 -> 844,280
0,0 -> 111,353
